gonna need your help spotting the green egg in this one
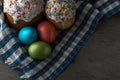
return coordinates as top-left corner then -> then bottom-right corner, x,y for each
28,41 -> 52,60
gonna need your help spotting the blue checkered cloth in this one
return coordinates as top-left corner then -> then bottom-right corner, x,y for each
0,0 -> 120,80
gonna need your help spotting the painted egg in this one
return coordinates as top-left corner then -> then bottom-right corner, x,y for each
37,21 -> 57,43
28,41 -> 52,60
18,26 -> 38,44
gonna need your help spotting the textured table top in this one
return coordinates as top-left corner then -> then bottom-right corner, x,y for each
0,13 -> 120,80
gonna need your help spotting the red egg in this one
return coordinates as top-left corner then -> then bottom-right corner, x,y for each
37,21 -> 57,43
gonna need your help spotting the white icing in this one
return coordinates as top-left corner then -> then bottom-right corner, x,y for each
3,0 -> 44,24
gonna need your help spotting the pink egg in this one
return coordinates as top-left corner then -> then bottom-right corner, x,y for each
37,21 -> 57,43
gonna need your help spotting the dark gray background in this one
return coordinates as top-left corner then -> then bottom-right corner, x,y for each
0,13 -> 120,80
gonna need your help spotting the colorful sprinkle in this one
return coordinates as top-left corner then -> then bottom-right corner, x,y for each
45,0 -> 76,23
4,0 -> 44,24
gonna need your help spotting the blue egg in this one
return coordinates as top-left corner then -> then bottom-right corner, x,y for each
18,26 -> 38,44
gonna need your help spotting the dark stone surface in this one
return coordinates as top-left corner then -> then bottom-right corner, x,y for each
57,13 -> 120,80
0,13 -> 120,80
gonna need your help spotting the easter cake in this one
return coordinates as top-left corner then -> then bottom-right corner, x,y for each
3,0 -> 44,29
45,0 -> 76,30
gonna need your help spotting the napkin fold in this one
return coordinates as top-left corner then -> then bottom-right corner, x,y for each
0,0 -> 120,80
